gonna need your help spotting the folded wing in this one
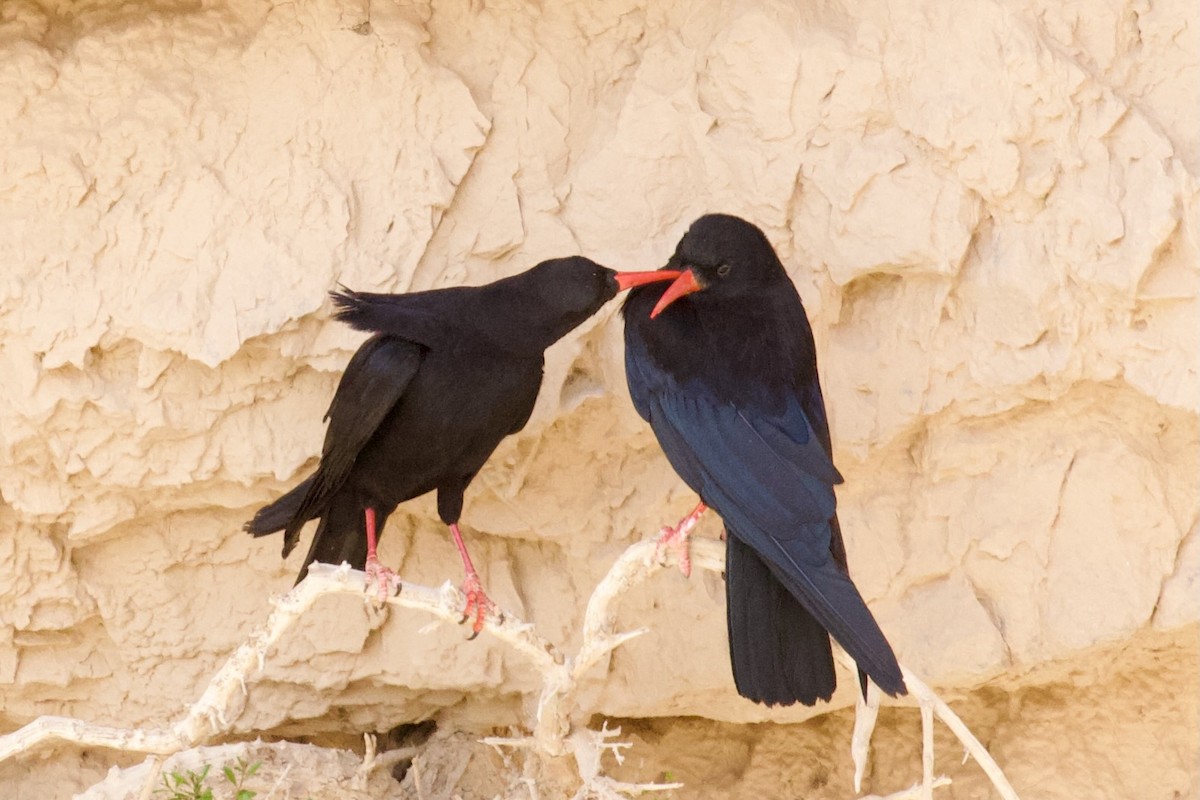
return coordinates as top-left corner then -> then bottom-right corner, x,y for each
281,335 -> 423,555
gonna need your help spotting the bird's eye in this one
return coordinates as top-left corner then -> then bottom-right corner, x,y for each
716,264 -> 731,277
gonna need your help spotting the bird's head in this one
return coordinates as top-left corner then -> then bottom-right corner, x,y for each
523,256 -> 681,318
649,214 -> 786,318
507,256 -> 680,349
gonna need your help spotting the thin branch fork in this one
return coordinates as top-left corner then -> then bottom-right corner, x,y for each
0,565 -> 559,764
0,536 -> 1020,800
561,537 -> 1020,799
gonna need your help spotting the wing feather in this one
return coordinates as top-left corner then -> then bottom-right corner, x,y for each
645,386 -> 905,696
281,335 -> 423,555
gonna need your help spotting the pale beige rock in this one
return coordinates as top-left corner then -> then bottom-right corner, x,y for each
0,0 -> 1196,795
1156,520 -> 1200,630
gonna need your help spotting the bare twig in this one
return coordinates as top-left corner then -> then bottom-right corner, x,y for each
0,562 -> 560,764
260,762 -> 293,800
560,536 -> 1020,799
135,755 -> 163,800
0,716 -> 187,762
412,753 -> 427,800
372,744 -> 423,770
352,732 -> 377,791
851,671 -> 881,792
0,535 -> 1020,800
833,650 -> 1020,799
903,665 -> 1020,800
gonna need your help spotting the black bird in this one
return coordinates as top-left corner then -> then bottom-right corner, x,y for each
621,214 -> 906,705
246,257 -> 679,632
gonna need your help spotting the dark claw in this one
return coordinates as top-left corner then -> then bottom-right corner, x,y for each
460,591 -> 477,626
466,629 -> 480,642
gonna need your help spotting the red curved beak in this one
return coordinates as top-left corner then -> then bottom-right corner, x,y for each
614,269 -> 683,292
650,269 -> 704,318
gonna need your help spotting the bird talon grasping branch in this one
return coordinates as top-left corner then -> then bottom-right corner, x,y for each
362,507 -> 400,602
449,521 -> 500,637
459,581 -> 499,639
364,556 -> 400,603
653,501 -> 707,577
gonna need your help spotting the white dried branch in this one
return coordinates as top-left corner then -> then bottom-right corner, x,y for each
832,651 -> 1021,800
559,538 -> 724,710
566,724 -> 684,800
1,532 -> 1020,800
0,715 -> 186,762
563,535 -> 1020,799
851,670 -> 881,792
372,744 -> 423,770
0,548 -> 683,798
902,665 -> 1021,800
0,562 -> 561,764
352,732 -> 377,791
261,762 -> 293,800
920,701 -> 935,799
135,754 -> 164,800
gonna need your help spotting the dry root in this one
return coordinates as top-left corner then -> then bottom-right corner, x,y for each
0,538 -> 1020,799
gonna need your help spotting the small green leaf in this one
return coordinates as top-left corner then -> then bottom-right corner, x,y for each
247,761 -> 262,776
223,766 -> 236,785
197,765 -> 211,782
237,790 -> 256,800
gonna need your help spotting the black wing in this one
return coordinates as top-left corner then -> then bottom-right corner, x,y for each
626,333 -> 903,695
281,335 -> 423,555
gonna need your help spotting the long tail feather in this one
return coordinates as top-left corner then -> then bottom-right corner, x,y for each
763,525 -> 906,697
291,500 -> 371,586
244,475 -> 316,545
725,532 -> 837,706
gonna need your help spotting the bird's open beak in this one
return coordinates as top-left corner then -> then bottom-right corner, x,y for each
650,269 -> 704,318
614,269 -> 683,292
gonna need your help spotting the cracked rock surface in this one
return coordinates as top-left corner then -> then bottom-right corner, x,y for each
1,0 -> 1196,796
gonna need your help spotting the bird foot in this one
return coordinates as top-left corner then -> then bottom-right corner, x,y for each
654,522 -> 695,578
458,573 -> 499,639
654,503 -> 708,577
364,556 -> 400,603
654,526 -> 692,577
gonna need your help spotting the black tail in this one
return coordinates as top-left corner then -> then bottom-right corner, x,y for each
245,477 -> 374,585
244,476 -> 316,548
725,533 -> 837,706
292,498 -> 371,586
756,523 -> 906,699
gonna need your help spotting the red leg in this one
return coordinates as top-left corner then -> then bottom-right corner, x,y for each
655,501 -> 707,577
363,507 -> 398,601
450,523 -> 497,638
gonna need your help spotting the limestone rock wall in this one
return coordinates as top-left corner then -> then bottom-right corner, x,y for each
1,0 -> 1196,794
